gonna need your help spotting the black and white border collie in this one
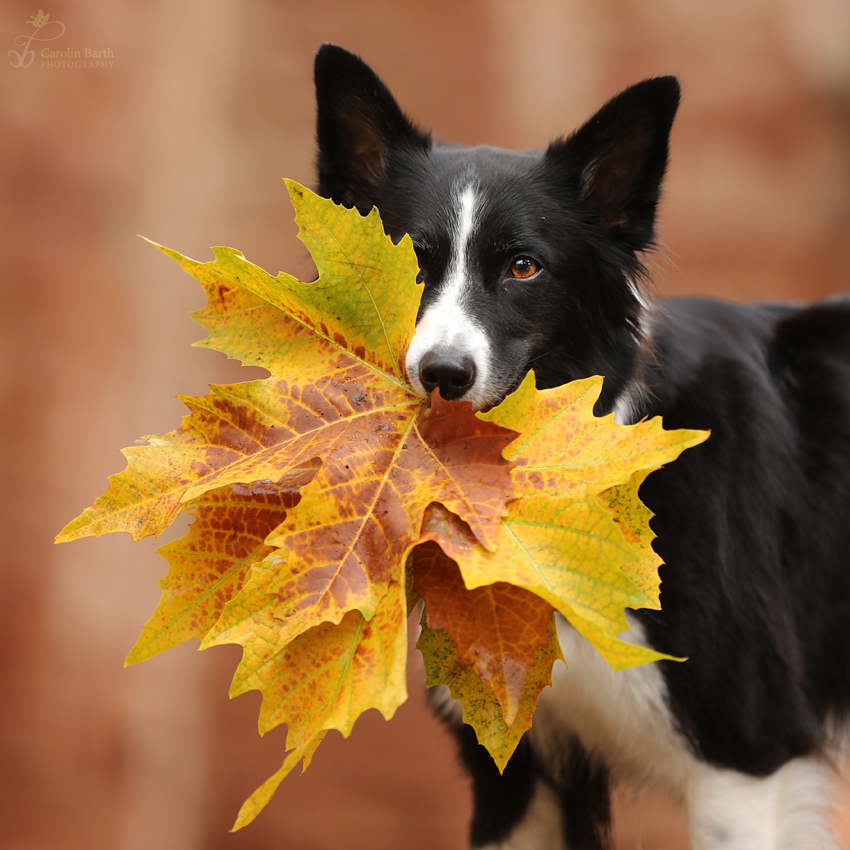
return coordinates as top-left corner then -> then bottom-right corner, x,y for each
313,44 -> 850,850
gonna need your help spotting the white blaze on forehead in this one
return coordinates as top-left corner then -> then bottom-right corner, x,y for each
452,185 -> 477,283
405,181 -> 494,409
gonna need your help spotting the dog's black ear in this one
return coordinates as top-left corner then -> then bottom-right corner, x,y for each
546,77 -> 680,250
314,44 -> 431,210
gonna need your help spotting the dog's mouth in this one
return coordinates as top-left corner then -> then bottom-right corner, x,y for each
405,358 -> 528,414
473,370 -> 531,413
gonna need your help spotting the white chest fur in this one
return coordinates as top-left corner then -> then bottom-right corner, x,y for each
528,614 -> 695,794
431,613 -> 839,849
524,616 -> 838,850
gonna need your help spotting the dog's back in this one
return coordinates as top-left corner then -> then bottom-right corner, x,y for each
313,44 -> 850,849
642,296 -> 850,776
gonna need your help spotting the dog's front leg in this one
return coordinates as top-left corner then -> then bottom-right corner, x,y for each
685,757 -> 839,850
450,722 -> 612,850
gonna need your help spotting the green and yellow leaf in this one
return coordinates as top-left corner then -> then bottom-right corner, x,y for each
417,611 -> 563,772
599,468 -> 663,608
413,540 -> 555,727
422,373 -> 707,672
55,179 -> 711,828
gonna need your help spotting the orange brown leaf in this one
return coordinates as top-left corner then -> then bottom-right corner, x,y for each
263,390 -> 519,646
418,611 -> 563,772
413,540 -> 554,726
54,179 -> 711,828
125,474 -> 314,665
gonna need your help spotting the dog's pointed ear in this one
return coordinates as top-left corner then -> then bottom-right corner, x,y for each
314,44 -> 431,210
546,76 -> 680,250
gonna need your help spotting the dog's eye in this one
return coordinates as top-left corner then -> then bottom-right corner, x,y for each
416,270 -> 427,285
510,257 -> 539,279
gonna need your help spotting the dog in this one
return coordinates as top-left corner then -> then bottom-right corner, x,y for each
312,43 -> 850,849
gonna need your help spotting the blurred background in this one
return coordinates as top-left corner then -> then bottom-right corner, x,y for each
2,1 -> 850,848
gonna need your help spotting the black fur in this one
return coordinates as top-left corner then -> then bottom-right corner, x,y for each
638,297 -> 850,775
558,739 -> 613,850
454,723 -> 613,849
313,43 -> 850,847
455,725 -> 539,846
315,45 -> 431,212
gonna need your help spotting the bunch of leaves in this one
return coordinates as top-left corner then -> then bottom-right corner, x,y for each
56,181 -> 707,829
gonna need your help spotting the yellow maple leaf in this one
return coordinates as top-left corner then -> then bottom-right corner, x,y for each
231,732 -> 326,831
417,611 -> 563,772
57,183 -> 518,651
599,468 -> 663,608
202,564 -> 408,743
125,477 -> 311,665
56,183 -> 523,827
414,373 -> 707,767
55,179 -> 709,827
200,563 -> 408,830
425,372 -> 707,674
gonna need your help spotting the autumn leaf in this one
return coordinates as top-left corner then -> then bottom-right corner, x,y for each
418,609 -> 563,772
413,540 -> 555,727
410,377 -> 704,769
599,468 -> 663,608
197,560 -> 409,830
232,732 -> 327,831
57,182 -> 519,650
261,391 -> 518,647
55,178 -> 710,827
125,474 -> 314,665
422,373 -> 707,675
55,182 -> 526,827
202,564 -> 408,743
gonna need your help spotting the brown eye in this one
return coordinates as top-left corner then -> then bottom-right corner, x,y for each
510,257 -> 539,279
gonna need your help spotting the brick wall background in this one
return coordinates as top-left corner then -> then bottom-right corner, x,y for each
2,1 -> 849,847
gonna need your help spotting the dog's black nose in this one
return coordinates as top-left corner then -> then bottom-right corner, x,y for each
419,351 -> 476,400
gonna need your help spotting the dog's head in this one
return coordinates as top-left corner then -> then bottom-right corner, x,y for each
314,44 -> 679,412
